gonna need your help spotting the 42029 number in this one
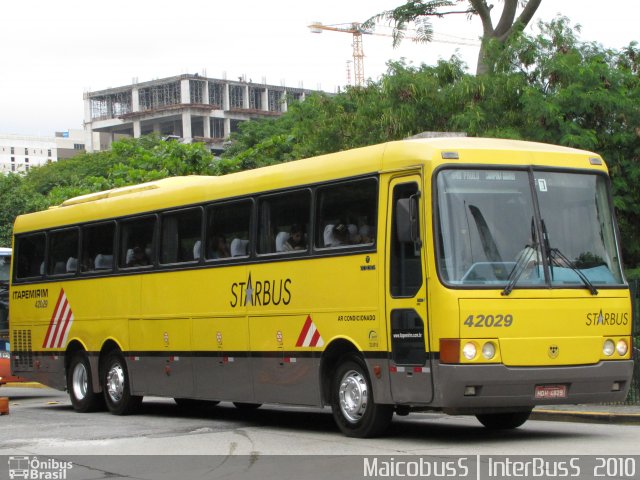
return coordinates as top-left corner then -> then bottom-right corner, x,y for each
464,314 -> 513,328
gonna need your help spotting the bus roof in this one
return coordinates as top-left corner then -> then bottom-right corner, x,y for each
13,137 -> 605,234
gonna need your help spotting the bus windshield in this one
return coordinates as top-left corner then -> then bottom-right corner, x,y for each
436,168 -> 624,288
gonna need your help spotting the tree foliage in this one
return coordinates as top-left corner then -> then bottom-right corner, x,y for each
363,0 -> 542,75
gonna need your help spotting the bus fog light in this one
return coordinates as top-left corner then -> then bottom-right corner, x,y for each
603,340 -> 615,356
464,386 -> 477,396
482,342 -> 496,360
616,340 -> 628,356
462,342 -> 477,360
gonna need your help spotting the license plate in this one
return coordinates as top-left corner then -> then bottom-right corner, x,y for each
535,385 -> 567,399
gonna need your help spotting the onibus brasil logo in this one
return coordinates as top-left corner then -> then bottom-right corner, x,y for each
8,456 -> 73,480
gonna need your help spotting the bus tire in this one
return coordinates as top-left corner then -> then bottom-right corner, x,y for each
102,351 -> 142,415
331,356 -> 393,438
476,410 -> 532,430
67,352 -> 104,413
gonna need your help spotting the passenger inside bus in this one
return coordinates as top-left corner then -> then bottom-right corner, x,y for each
207,235 -> 231,259
282,224 -> 306,251
127,247 -> 149,267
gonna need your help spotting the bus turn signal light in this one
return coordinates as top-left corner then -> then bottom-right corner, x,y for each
440,339 -> 460,364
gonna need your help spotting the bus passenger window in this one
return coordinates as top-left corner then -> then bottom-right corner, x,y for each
81,222 -> 115,272
206,201 -> 252,260
15,233 -> 45,279
119,217 -> 156,268
48,229 -> 79,276
257,190 -> 310,254
160,208 -> 202,265
315,179 -> 377,248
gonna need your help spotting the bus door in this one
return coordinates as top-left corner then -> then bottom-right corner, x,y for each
386,175 -> 433,404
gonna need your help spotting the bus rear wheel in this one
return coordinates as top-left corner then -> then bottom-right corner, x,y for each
102,351 -> 142,415
476,410 -> 532,430
330,356 -> 393,438
67,352 -> 104,413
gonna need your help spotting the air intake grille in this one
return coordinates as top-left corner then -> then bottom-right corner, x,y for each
12,329 -> 33,369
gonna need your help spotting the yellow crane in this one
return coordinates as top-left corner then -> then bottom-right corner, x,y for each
309,21 -> 479,87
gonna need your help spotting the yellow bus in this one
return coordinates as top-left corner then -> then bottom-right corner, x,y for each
10,137 -> 633,437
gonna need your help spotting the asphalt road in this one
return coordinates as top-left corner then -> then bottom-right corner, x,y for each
1,386 -> 639,479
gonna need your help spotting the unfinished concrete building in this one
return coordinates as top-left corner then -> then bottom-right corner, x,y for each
83,74 -> 316,153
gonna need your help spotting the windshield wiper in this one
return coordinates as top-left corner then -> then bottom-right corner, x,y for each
501,244 -> 538,296
549,248 -> 598,295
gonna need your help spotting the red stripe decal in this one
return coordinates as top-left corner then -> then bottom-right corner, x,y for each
295,315 -> 313,347
56,308 -> 73,348
42,289 -> 65,348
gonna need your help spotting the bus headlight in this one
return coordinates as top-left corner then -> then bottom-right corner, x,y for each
482,342 -> 496,360
462,342 -> 477,360
603,339 -> 615,356
616,339 -> 628,356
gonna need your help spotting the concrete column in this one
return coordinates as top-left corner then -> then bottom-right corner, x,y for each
181,79 -> 191,104
203,82 -> 210,105
224,118 -> 231,138
203,116 -> 211,138
132,87 -> 140,112
84,127 -> 94,153
262,89 -> 269,112
281,90 -> 288,113
243,85 -> 250,109
182,110 -> 192,140
133,120 -> 141,138
223,83 -> 230,110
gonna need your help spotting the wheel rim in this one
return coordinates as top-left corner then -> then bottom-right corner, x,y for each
106,362 -> 125,403
338,369 -> 368,423
72,362 -> 88,401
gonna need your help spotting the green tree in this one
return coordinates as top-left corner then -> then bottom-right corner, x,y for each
363,0 -> 542,75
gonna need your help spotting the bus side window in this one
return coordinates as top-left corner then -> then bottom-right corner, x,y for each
206,200 -> 252,260
315,179 -> 377,249
81,222 -> 115,272
257,190 -> 310,255
15,233 -> 45,280
119,216 -> 156,268
160,208 -> 202,265
48,229 -> 79,276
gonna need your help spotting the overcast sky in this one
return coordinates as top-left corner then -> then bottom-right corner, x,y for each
1,1 -> 637,136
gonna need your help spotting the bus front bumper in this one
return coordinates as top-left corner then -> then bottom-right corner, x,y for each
435,360 -> 633,414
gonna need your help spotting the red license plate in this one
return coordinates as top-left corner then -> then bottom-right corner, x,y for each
535,385 -> 567,399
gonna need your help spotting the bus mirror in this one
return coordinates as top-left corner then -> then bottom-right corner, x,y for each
396,194 -> 421,246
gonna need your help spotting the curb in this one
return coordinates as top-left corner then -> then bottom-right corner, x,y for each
0,382 -> 46,389
532,409 -> 640,425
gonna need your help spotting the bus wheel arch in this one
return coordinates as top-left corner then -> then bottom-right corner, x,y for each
65,341 -> 104,413
98,340 -> 142,415
320,339 -> 360,405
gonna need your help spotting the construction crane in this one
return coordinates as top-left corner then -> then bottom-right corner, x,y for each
309,21 -> 479,87
309,22 -> 366,87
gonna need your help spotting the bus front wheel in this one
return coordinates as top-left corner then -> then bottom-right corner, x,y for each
67,352 -> 104,413
102,351 -> 142,415
330,356 -> 393,438
476,410 -> 532,430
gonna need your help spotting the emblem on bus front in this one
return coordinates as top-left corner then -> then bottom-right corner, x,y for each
548,345 -> 559,359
